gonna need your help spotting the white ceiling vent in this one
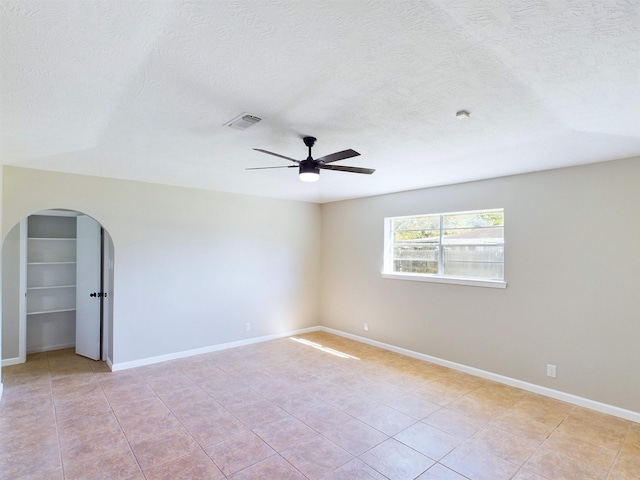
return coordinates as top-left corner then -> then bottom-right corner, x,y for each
225,113 -> 263,130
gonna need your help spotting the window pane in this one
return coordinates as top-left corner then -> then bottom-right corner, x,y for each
393,245 -> 438,274
393,216 -> 440,243
394,230 -> 440,243
443,246 -> 504,279
443,261 -> 504,279
442,226 -> 504,245
393,216 -> 440,231
394,259 -> 439,274
393,245 -> 438,261
443,211 -> 503,229
443,245 -> 504,262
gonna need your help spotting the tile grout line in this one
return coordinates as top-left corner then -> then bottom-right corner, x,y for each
136,367 -> 227,477
94,362 -> 148,479
604,422 -> 632,479
507,409 -> 569,480
47,351 -> 67,480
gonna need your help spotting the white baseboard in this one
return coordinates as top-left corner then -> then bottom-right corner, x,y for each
110,326 -> 320,372
320,327 -> 640,424
1,357 -> 22,367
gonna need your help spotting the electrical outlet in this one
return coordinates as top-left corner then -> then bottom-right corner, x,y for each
245,323 -> 251,332
364,323 -> 369,331
546,364 -> 557,378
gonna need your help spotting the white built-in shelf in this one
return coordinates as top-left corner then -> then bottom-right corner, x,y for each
27,285 -> 76,291
28,308 -> 76,316
28,237 -> 77,241
27,261 -> 76,265
27,287 -> 76,312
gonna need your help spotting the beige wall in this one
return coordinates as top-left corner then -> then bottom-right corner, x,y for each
1,223 -> 20,359
320,157 -> 640,413
2,167 -> 321,365
0,164 -> 3,393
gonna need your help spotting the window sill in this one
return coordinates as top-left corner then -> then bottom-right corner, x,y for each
381,272 -> 507,289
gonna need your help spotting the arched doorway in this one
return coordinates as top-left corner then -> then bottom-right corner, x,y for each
1,209 -> 114,366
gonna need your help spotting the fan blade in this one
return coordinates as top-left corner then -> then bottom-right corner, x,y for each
315,149 -> 360,164
321,164 -> 375,175
253,149 -> 299,164
246,165 -> 297,170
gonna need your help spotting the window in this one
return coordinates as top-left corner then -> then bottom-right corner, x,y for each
383,208 -> 505,288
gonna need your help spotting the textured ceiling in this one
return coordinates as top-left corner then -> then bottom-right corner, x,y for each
1,0 -> 639,203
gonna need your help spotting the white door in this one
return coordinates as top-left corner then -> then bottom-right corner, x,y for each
76,215 -> 101,360
19,219 -> 27,363
101,234 -> 114,362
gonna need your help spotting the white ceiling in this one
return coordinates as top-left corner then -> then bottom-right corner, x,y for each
1,0 -> 639,203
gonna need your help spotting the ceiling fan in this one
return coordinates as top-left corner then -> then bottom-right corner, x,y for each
247,136 -> 375,182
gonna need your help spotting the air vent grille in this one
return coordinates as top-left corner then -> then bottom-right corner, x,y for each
224,113 -> 263,130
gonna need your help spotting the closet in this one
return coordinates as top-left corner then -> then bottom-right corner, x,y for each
20,211 -> 107,361
2,210 -> 112,366
26,214 -> 78,353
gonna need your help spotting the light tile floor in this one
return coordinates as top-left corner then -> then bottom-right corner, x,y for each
0,331 -> 638,479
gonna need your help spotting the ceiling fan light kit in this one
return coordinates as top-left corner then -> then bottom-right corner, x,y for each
248,136 -> 375,182
299,160 -> 320,182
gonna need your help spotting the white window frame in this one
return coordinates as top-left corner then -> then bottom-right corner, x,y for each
382,208 -> 507,289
